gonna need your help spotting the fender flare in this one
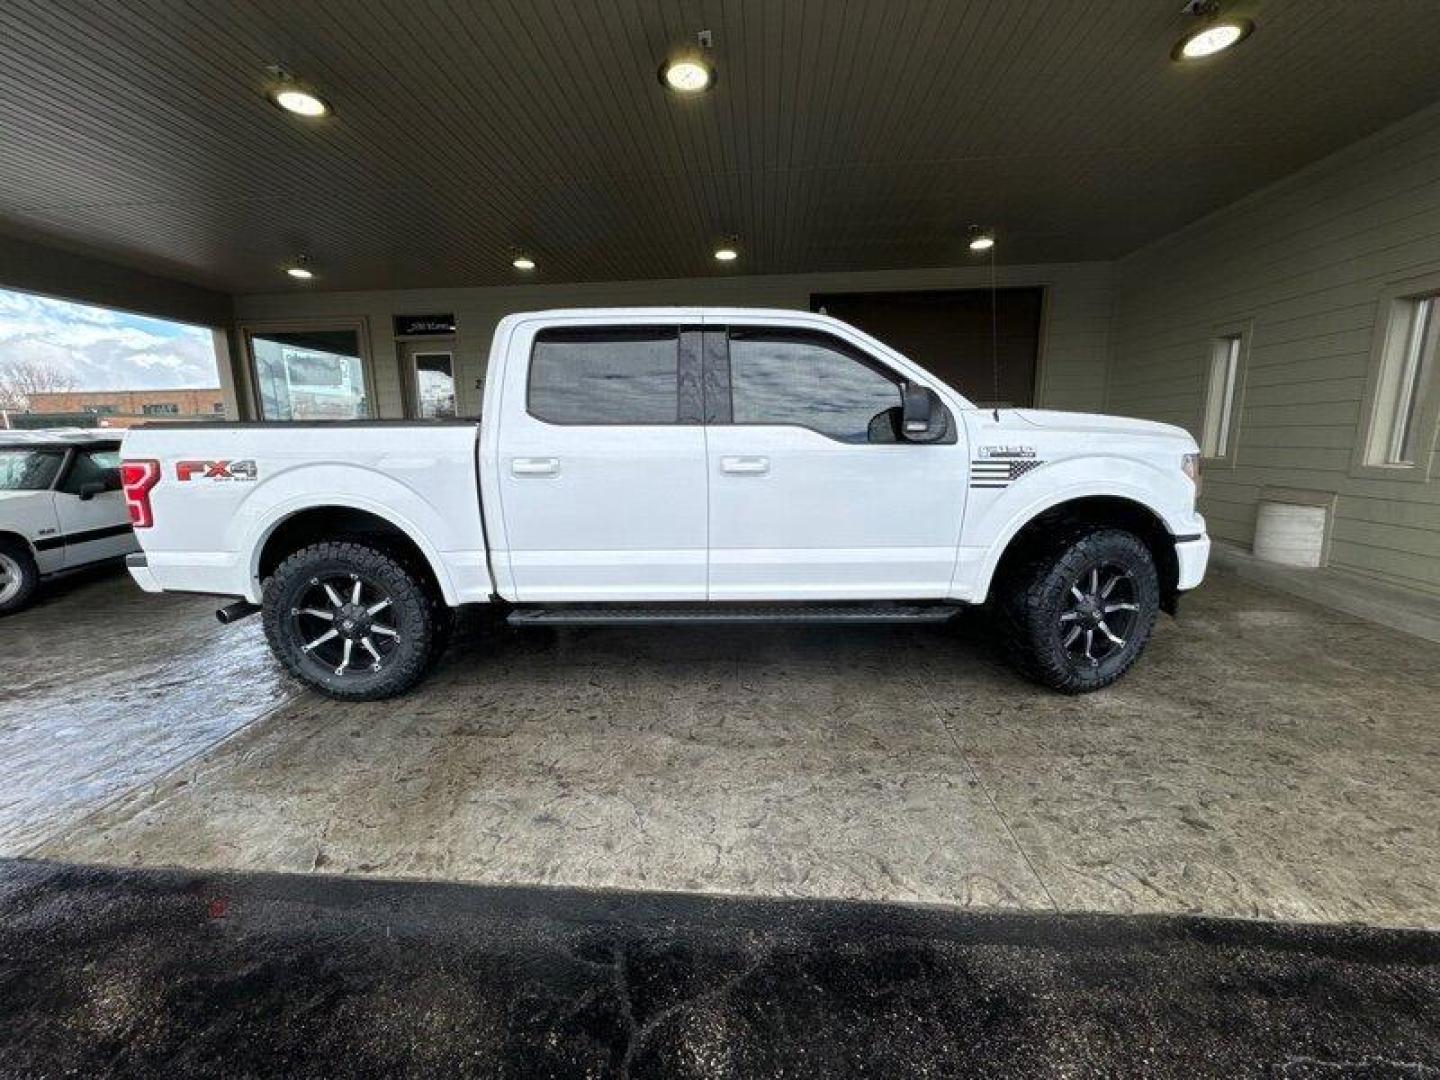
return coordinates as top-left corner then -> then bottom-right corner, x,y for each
972,480 -> 1180,601
243,494 -> 460,606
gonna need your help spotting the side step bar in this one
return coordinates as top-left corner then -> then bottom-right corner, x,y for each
507,602 -> 963,627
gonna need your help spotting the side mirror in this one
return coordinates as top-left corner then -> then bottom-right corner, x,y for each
77,481 -> 106,501
901,384 -> 948,443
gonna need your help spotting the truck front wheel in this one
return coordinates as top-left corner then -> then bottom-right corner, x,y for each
994,527 -> 1160,694
262,540 -> 440,700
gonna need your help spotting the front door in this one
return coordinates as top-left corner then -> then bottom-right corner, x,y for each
704,324 -> 969,599
53,447 -> 135,566
495,319 -> 709,601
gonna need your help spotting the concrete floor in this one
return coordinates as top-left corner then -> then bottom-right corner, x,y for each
8,566 -> 1440,927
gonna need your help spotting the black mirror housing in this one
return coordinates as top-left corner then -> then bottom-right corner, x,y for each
77,481 -> 106,501
901,384 -> 948,443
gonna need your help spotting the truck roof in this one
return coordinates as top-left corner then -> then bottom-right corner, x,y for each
503,306 -> 847,324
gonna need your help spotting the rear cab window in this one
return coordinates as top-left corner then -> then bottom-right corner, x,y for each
528,327 -> 681,425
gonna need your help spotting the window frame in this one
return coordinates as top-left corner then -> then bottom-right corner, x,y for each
239,318 -> 378,422
525,324 -> 702,427
1352,272 -> 1440,483
56,447 -> 123,496
714,324 -> 952,445
1198,323 -> 1250,470
50,442 -> 122,495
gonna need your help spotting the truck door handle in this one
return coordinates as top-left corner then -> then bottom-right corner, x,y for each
511,456 -> 559,477
721,455 -> 769,476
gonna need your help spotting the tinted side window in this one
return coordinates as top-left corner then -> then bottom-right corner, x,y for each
729,330 -> 902,443
529,327 -> 680,424
59,450 -> 122,495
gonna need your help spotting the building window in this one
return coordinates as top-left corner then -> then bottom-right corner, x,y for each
246,325 -> 372,421
1364,293 -> 1438,467
1201,333 -> 1243,459
142,402 -> 180,415
212,402 -> 225,414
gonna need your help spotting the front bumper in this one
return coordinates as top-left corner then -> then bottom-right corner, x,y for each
125,552 -> 162,594
1175,534 -> 1211,591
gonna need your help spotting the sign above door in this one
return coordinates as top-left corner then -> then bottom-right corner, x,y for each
393,313 -> 456,337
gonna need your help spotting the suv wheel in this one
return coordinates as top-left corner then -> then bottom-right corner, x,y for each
263,540 -> 440,700
0,540 -> 39,616
994,527 -> 1160,693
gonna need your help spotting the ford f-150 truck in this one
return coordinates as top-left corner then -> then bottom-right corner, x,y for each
121,307 -> 1209,699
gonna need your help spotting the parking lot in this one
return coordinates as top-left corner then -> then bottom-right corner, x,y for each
7,565 -> 1437,929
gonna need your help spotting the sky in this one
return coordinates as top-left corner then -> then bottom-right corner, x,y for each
0,286 -> 218,391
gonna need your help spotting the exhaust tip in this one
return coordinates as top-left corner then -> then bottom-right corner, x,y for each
215,601 -> 261,625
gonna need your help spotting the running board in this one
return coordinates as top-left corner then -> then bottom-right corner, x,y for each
506,602 -> 962,627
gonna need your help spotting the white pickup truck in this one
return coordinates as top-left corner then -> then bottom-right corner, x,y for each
122,307 -> 1209,699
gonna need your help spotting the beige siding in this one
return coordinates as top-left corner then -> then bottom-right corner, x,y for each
1109,103 -> 1440,596
233,262 -> 1113,421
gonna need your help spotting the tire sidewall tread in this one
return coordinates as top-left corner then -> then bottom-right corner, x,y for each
262,540 -> 437,701
993,527 -> 1160,694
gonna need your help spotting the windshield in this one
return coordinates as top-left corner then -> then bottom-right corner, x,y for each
0,449 -> 65,491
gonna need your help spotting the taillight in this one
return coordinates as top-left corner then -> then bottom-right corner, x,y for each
120,459 -> 161,528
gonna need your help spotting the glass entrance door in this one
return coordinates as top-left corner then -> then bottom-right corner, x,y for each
403,343 -> 457,419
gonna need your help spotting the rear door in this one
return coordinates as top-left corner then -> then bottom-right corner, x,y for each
53,446 -> 136,566
494,316 -> 709,601
703,323 -> 969,599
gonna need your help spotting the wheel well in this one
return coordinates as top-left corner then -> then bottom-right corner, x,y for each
0,530 -> 36,558
257,507 -> 442,596
990,497 -> 1180,612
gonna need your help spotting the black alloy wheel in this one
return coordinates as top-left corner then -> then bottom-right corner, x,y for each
994,527 -> 1160,693
263,540 -> 440,700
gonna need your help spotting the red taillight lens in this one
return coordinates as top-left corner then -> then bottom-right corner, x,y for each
120,459 -> 161,528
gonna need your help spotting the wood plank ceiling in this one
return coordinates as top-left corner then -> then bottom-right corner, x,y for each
0,0 -> 1438,295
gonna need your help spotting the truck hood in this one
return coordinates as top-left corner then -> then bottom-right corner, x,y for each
1011,409 -> 1193,443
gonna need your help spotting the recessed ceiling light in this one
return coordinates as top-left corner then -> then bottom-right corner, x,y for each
713,245 -> 739,262
1173,18 -> 1253,60
285,264 -> 315,280
661,58 -> 715,94
512,256 -> 536,271
270,87 -> 331,118
969,234 -> 995,252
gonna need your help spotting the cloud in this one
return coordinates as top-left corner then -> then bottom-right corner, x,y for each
0,288 -> 217,391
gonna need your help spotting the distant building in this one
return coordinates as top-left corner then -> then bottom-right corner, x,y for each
24,389 -> 225,427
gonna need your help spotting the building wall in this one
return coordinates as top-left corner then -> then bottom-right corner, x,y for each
27,388 -> 224,427
1108,103 -> 1440,595
232,262 -> 1114,420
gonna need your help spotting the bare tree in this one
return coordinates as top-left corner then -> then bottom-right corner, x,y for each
0,359 -> 77,411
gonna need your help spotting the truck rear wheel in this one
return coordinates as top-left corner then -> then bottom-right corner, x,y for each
0,539 -> 39,617
262,540 -> 440,700
993,527 -> 1159,694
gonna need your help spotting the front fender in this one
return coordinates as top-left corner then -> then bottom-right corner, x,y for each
956,455 -> 1198,602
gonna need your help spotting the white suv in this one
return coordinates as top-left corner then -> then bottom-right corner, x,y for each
0,429 -> 138,615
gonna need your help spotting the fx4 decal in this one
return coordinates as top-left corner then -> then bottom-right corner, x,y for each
176,459 -> 259,482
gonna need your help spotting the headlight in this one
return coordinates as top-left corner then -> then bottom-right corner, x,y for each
1182,453 -> 1201,499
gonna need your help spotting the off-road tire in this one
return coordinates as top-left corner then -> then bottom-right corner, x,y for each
0,538 -> 39,616
263,540 -> 441,700
993,527 -> 1160,693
